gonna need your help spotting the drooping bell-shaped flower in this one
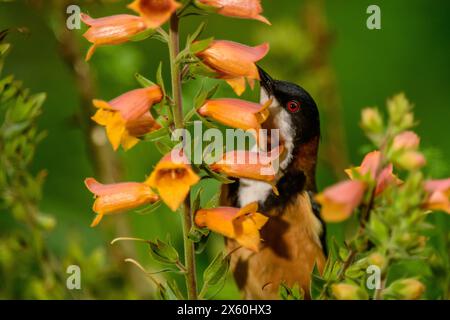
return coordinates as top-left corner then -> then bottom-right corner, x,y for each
315,180 -> 367,223
195,0 -> 270,25
210,146 -> 283,183
345,150 -> 401,195
198,98 -> 271,130
195,202 -> 268,252
81,13 -> 148,61
85,178 -> 159,227
91,86 -> 163,151
423,178 -> 450,214
128,0 -> 181,28
146,150 -> 200,211
196,40 -> 269,95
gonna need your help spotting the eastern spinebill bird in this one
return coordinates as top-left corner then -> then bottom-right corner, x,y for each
220,67 -> 326,299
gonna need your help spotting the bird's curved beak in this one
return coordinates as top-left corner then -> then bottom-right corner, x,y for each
258,66 -> 274,96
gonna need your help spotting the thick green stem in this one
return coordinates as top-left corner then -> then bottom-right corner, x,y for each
168,13 -> 198,300
169,15 -> 183,129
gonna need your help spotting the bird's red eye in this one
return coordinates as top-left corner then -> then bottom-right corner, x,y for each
287,100 -> 300,113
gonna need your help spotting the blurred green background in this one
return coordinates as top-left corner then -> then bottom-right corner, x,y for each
0,0 -> 449,299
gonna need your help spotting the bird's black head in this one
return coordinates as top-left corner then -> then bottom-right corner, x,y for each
258,67 -> 320,147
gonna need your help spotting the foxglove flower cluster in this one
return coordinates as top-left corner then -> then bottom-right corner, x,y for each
81,0 -> 272,258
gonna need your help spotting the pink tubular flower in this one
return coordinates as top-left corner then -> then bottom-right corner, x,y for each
345,150 -> 401,195
195,0 -> 270,25
92,86 -> 163,151
128,0 -> 181,28
315,180 -> 367,223
85,178 -> 159,227
423,178 -> 450,214
196,40 -> 269,95
81,13 -> 148,61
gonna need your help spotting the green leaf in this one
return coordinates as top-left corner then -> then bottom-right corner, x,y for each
195,232 -> 210,254
135,201 -> 162,215
142,127 -> 169,142
204,192 -> 220,209
156,62 -> 166,96
154,141 -> 174,155
149,239 -> 180,265
279,282 -> 291,300
310,263 -> 327,299
188,22 -> 206,44
189,61 -> 218,78
203,251 -> 230,287
367,214 -> 389,245
135,72 -> 156,87
196,112 -> 218,129
206,84 -> 220,99
191,187 -> 202,212
129,28 -> 156,42
202,165 -> 235,184
190,37 -> 214,54
166,279 -> 185,300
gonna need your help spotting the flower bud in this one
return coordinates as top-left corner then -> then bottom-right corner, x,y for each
396,151 -> 426,170
387,93 -> 412,126
386,279 -> 425,300
392,131 -> 420,151
368,252 -> 387,270
331,283 -> 368,300
361,108 -> 383,133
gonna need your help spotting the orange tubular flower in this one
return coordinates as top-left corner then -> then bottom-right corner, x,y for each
85,178 -> 159,227
423,178 -> 450,214
210,147 -> 283,183
198,98 -> 271,130
92,86 -> 163,151
196,0 -> 270,25
345,150 -> 401,195
316,180 -> 366,223
128,0 -> 181,28
146,150 -> 200,211
195,202 -> 268,252
196,40 -> 269,96
81,13 -> 148,61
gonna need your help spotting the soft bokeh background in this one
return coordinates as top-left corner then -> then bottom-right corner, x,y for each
0,0 -> 449,299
